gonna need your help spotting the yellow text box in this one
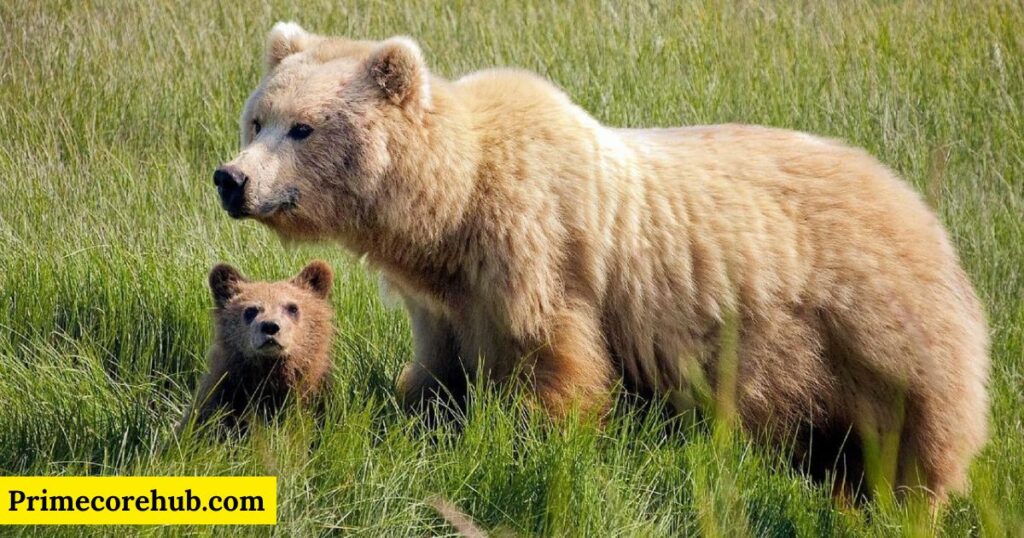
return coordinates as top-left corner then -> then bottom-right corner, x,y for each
0,476 -> 276,525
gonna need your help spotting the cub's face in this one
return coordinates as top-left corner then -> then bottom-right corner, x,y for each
213,22 -> 431,241
209,261 -> 334,360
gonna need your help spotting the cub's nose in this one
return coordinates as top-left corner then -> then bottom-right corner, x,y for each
213,166 -> 249,218
260,321 -> 280,335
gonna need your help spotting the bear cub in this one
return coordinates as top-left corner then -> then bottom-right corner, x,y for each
179,261 -> 335,434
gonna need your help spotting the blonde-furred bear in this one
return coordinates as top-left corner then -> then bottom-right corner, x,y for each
179,261 -> 334,433
212,23 -> 989,501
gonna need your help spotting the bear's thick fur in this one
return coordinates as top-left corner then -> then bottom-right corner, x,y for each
179,261 -> 334,433
214,23 -> 989,500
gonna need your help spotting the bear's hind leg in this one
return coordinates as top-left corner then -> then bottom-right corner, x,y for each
823,288 -> 987,503
893,389 -> 983,504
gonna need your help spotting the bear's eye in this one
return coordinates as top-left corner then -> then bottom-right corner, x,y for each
252,119 -> 262,135
243,306 -> 259,324
288,123 -> 313,141
285,303 -> 299,317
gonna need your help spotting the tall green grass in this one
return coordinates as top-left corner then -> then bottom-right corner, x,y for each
1,0 -> 1021,534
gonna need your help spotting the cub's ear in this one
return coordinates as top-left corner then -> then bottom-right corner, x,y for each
292,260 -> 334,299
209,264 -> 246,308
265,21 -> 316,70
364,37 -> 431,109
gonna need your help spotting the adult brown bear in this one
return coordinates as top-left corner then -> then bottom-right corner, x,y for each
212,22 -> 989,501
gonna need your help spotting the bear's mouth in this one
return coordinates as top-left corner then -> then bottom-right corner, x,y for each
255,188 -> 300,218
258,338 -> 282,350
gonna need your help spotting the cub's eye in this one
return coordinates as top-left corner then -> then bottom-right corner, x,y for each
252,119 -> 262,134
288,123 -> 313,140
243,306 -> 259,324
285,303 -> 299,317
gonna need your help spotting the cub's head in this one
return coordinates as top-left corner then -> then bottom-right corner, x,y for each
208,260 -> 335,361
213,22 -> 433,241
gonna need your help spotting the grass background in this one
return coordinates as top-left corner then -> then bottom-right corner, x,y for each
1,0 -> 1022,535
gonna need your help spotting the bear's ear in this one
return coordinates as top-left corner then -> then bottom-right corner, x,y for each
265,21 -> 315,71
209,264 -> 246,308
292,260 -> 334,299
363,37 -> 431,109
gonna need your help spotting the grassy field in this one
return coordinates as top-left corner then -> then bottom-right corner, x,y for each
1,0 -> 1022,535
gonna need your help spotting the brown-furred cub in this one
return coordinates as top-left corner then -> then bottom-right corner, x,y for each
179,261 -> 334,434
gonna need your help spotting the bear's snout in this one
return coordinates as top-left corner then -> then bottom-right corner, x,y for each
213,166 -> 249,218
259,320 -> 280,335
254,318 -> 287,353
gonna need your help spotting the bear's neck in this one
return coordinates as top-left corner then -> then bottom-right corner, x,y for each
350,79 -> 485,306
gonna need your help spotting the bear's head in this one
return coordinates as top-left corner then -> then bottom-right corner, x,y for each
213,23 -> 462,247
208,260 -> 334,361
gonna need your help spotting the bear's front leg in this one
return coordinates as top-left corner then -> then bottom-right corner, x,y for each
177,365 -> 229,435
526,308 -> 615,419
397,298 -> 467,413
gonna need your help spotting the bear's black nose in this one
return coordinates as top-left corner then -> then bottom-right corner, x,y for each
260,321 -> 280,335
213,166 -> 249,218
